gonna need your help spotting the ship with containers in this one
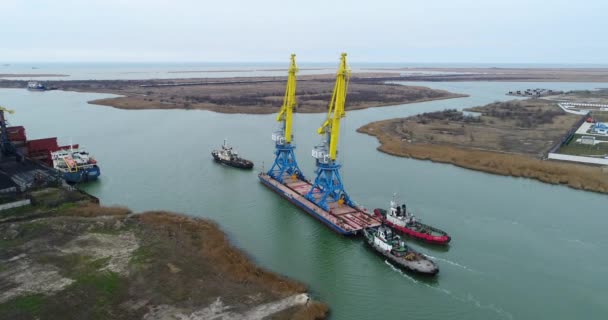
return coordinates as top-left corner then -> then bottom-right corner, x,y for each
0,106 -> 100,184
258,54 -> 381,236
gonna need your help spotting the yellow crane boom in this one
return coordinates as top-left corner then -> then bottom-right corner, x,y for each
0,106 -> 15,115
317,53 -> 350,161
276,54 -> 298,144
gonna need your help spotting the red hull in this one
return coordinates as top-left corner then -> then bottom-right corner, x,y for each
373,209 -> 451,245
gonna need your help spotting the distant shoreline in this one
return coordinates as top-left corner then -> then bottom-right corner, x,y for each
0,74 -> 467,114
385,67 -> 608,82
0,73 -> 68,78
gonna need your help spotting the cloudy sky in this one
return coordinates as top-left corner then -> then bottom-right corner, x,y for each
2,0 -> 607,63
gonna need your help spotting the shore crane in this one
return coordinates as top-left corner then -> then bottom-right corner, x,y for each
267,54 -> 306,182
304,53 -> 353,210
0,106 -> 17,156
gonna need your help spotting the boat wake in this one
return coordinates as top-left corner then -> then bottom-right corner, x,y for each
425,254 -> 478,273
384,260 -> 451,295
384,260 -> 513,320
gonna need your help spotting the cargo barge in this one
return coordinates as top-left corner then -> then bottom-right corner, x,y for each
259,54 -> 381,236
259,172 -> 380,235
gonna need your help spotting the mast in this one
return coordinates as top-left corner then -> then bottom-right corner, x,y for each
305,53 -> 353,211
267,54 -> 305,182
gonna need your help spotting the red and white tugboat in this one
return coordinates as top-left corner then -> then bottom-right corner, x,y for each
374,197 -> 451,245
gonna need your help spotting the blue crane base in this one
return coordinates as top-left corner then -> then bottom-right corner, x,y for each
304,161 -> 353,211
267,144 -> 305,183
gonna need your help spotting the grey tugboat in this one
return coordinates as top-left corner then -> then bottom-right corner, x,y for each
363,225 -> 438,275
211,139 -> 254,169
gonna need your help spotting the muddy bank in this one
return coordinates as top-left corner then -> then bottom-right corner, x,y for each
0,203 -> 327,319
0,75 -> 466,114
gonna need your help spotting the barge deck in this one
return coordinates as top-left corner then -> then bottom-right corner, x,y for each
258,172 -> 381,235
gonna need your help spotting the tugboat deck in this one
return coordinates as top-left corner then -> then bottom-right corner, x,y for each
259,173 -> 381,235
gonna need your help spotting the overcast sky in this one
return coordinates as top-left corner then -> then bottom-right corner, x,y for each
2,0 -> 607,63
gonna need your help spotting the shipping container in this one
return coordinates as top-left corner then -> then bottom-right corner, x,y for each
7,126 -> 27,142
27,138 -> 59,153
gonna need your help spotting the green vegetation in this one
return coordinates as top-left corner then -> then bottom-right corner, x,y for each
129,244 -> 155,266
592,111 -> 608,122
0,294 -> 45,318
558,134 -> 608,156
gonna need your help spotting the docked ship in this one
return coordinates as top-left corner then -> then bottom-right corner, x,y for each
258,54 -> 381,236
51,147 -> 101,183
27,81 -> 47,91
374,198 -> 451,245
211,139 -> 253,169
363,225 -> 438,275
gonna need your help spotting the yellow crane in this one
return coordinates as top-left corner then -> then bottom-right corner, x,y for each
0,106 -> 15,115
305,53 -> 353,210
276,54 -> 298,144
317,52 -> 350,161
267,54 -> 305,182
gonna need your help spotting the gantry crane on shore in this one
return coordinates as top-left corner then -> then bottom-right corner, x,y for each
267,54 -> 306,182
0,106 -> 17,156
304,53 -> 353,210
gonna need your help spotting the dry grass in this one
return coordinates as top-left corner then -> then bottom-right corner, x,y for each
394,100 -> 581,155
135,211 -> 308,295
87,81 -> 463,114
64,203 -> 131,217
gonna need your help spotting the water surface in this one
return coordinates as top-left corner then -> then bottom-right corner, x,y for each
2,81 -> 607,319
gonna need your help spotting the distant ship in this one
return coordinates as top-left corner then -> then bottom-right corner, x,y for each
27,81 -> 47,91
51,147 -> 101,183
211,140 -> 253,169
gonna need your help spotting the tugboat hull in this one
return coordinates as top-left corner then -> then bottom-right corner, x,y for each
374,209 -> 451,245
363,228 -> 439,275
212,153 -> 253,169
63,166 -> 101,183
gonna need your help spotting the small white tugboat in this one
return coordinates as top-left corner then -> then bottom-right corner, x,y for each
363,225 -> 438,275
211,139 -> 254,169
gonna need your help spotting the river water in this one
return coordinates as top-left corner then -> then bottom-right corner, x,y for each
2,81 -> 607,319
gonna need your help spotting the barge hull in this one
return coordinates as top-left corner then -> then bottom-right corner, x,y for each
258,173 -> 380,236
